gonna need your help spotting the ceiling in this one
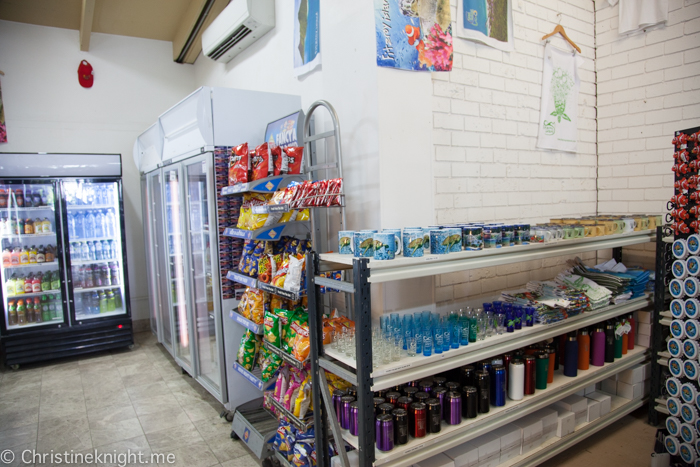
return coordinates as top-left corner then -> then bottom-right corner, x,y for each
0,0 -> 228,63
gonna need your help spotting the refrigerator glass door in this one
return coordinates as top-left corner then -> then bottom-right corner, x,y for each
63,180 -> 127,321
147,171 -> 172,351
163,168 -> 193,369
1,181 -> 67,331
184,157 -> 223,395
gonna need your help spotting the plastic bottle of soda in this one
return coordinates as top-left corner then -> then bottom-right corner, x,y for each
42,218 -> 51,233
36,245 -> 45,263
41,272 -> 51,291
50,271 -> 61,291
110,262 -> 120,285
28,245 -> 37,264
15,274 -> 24,295
106,290 -> 115,312
6,274 -> 15,296
45,245 -> 55,263
114,289 -> 122,309
2,248 -> 10,267
10,248 -> 20,266
15,189 -> 24,207
99,291 -> 108,313
24,273 -> 33,293
8,300 -> 17,325
85,266 -> 94,288
41,296 -> 51,322
26,299 -> 35,323
33,297 -> 42,322
16,299 -> 26,324
19,247 -> 28,265
24,218 -> 34,234
32,273 -> 42,293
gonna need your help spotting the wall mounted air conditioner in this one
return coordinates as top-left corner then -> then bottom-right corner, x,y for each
202,0 -> 275,63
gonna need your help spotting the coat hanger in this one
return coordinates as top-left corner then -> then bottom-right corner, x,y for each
541,24 -> 581,53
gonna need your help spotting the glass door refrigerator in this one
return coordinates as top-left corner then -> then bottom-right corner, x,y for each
0,153 -> 133,368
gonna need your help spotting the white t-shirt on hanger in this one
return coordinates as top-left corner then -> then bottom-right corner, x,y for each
608,0 -> 669,34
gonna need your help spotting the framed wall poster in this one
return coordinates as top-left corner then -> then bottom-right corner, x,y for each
456,0 -> 514,51
374,0 -> 453,72
293,0 -> 321,77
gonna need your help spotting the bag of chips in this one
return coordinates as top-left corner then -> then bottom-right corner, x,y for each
292,442 -> 315,467
273,420 -> 296,461
261,352 -> 282,382
272,257 -> 290,288
292,324 -> 310,362
237,330 -> 260,371
264,311 -> 281,347
228,143 -> 249,186
271,145 -> 284,176
251,143 -> 270,181
284,146 -> 305,175
293,375 -> 312,418
284,255 -> 305,293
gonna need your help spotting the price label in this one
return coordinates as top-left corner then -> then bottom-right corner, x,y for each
424,255 -> 439,261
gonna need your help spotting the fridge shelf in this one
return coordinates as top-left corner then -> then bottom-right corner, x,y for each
66,204 -> 115,210
226,271 -> 306,300
70,237 -> 119,243
74,285 -> 121,293
222,221 -> 309,241
75,309 -> 126,320
1,232 -> 56,239
70,258 -> 119,265
230,310 -> 263,334
3,261 -> 59,269
6,317 -> 63,331
221,175 -> 304,196
6,289 -> 61,299
262,341 -> 308,370
2,206 -> 54,212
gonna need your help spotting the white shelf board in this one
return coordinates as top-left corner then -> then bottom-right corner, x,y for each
6,316 -> 64,330
339,346 -> 648,467
503,395 -> 644,467
324,296 -> 650,391
319,230 -> 654,283
75,308 -> 126,320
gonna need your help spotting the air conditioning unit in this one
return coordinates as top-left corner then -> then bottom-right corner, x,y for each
202,0 -> 275,63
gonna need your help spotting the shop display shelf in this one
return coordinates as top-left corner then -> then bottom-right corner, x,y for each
658,350 -> 671,367
66,204 -> 115,210
654,397 -> 669,415
72,236 -> 119,243
6,317 -> 63,331
274,451 -> 293,467
5,289 -> 61,299
75,309 -> 126,320
324,296 -> 650,391
71,258 -> 118,265
4,261 -> 58,269
502,395 -> 644,467
263,340 -> 308,370
319,230 -> 655,284
338,346 -> 647,467
226,271 -> 306,300
222,221 -> 309,241
232,405 -> 279,461
251,202 -> 344,214
74,285 -> 121,293
229,310 -> 263,335
3,206 -> 54,212
660,318 -> 673,327
233,361 -> 270,391
221,175 -> 304,196
265,392 -> 314,433
1,232 -> 56,239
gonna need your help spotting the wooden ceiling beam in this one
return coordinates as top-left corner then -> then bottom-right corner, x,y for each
79,0 -> 95,51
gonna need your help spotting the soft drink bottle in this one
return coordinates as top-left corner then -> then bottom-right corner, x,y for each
50,271 -> 60,291
95,211 -> 105,238
91,291 -> 100,314
106,185 -> 114,205
114,290 -> 122,309
32,273 -> 41,293
87,241 -> 95,261
110,262 -> 120,285
110,240 -> 118,260
24,273 -> 33,293
101,240 -> 111,259
106,210 -> 116,237
106,290 -> 115,312
85,266 -> 94,288
99,291 -> 107,313
41,272 -> 50,291
75,211 -> 85,238
94,240 -> 103,260
85,211 -> 96,238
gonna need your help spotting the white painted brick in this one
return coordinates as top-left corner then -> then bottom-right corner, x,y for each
452,163 -> 482,178
436,146 -> 466,162
646,52 -> 684,72
434,81 -> 465,100
434,113 -> 463,130
665,33 -> 700,54
451,69 -> 479,86
476,46 -> 503,62
451,99 -> 480,116
436,179 -> 468,193
433,129 -> 451,145
452,131 -> 481,147
466,148 -> 495,163
479,73 -> 506,91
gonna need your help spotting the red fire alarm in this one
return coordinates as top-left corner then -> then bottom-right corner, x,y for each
78,60 -> 94,88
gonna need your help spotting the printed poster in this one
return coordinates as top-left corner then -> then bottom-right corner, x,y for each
293,0 -> 321,77
374,0 -> 453,72
536,43 -> 583,153
456,0 -> 514,51
0,80 -> 6,143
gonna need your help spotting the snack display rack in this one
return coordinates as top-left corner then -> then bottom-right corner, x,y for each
306,230 -> 657,467
224,100 -> 346,466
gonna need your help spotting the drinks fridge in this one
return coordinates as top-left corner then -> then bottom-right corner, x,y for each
0,153 -> 132,368
135,87 -> 301,410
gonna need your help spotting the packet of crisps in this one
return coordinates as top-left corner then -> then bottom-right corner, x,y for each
264,310 -> 281,347
251,143 -> 270,181
228,143 -> 249,186
283,146 -> 305,174
261,353 -> 282,382
236,330 -> 260,371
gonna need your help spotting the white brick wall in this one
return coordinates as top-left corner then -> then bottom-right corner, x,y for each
433,0 -> 598,227
596,0 -> 700,215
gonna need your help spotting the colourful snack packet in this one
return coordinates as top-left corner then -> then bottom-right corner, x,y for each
271,145 -> 284,176
261,353 -> 282,382
236,330 -> 260,371
229,143 -> 249,186
251,143 -> 270,181
284,146 -> 305,174
264,310 -> 281,347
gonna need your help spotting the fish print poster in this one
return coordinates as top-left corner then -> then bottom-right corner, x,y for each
293,0 -> 321,77
374,0 -> 453,72
456,0 -> 514,51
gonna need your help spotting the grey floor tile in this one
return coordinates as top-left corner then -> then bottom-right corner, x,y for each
205,437 -> 249,464
0,423 -> 38,450
0,405 -> 40,431
79,359 -> 117,374
117,361 -> 157,377
145,422 -> 204,452
37,413 -> 92,453
91,435 -> 152,467
126,381 -> 171,404
121,371 -> 164,388
137,405 -> 193,435
38,393 -> 87,421
152,441 -> 219,467
180,399 -> 222,423
84,386 -> 130,411
219,453 -> 259,467
81,369 -> 123,392
0,441 -> 36,467
41,361 -> 80,377
87,403 -> 138,429
77,352 -> 113,366
90,417 -> 145,448
194,418 -> 233,440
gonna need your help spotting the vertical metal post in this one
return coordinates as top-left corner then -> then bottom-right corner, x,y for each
307,252 -> 330,467
648,226 -> 665,425
353,258 -> 374,467
612,246 -> 622,263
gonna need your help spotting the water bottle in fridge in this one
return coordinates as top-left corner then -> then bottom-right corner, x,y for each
110,240 -> 118,260
94,211 -> 105,238
75,211 -> 85,238
96,186 -> 105,205
87,241 -> 95,261
67,213 -> 76,238
105,209 -> 116,238
85,211 -> 96,238
91,291 -> 100,314
106,185 -> 114,205
94,240 -> 103,260
81,242 -> 90,262
101,240 -> 110,259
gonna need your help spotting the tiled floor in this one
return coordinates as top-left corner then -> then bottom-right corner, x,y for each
1,331 -> 657,467
0,331 -> 256,467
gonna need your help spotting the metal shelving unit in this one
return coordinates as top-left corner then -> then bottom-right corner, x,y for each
308,230 -> 655,467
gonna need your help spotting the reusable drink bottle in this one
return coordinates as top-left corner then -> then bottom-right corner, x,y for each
564,333 -> 579,377
591,325 -> 606,366
578,329 -> 590,370
508,360 -> 525,401
604,322 -> 616,363
535,352 -> 550,389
